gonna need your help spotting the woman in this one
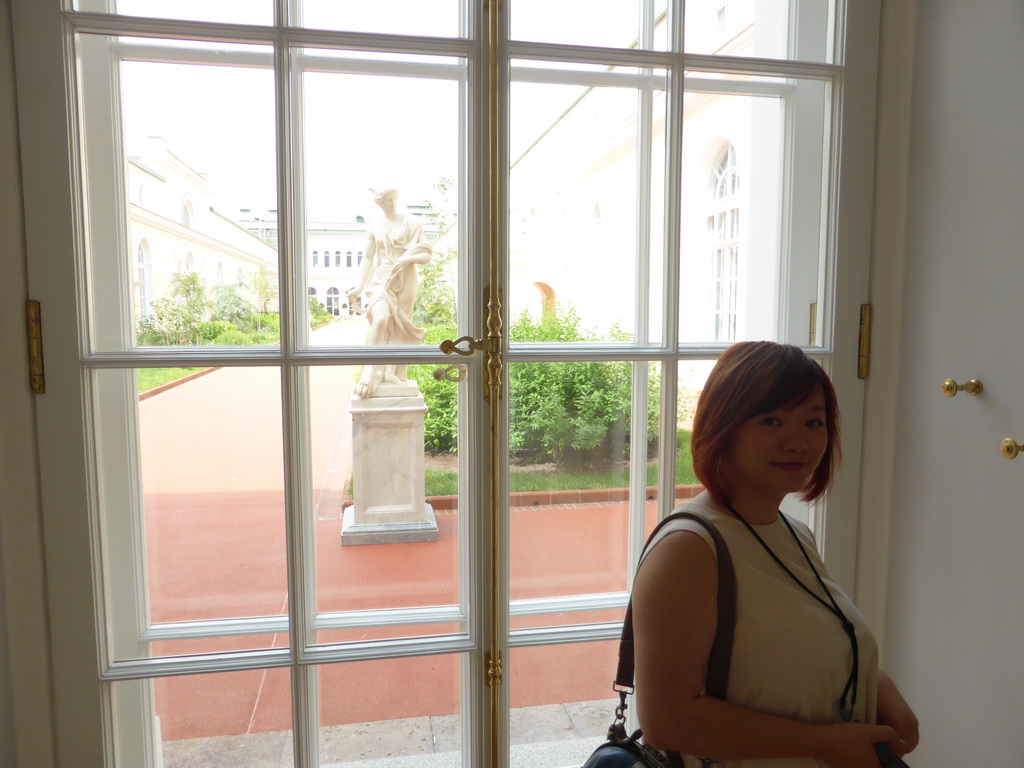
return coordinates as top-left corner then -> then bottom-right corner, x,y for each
633,342 -> 918,767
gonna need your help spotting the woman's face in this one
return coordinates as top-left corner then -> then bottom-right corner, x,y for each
719,387 -> 829,506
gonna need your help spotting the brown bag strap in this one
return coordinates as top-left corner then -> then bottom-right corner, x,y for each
614,509 -> 737,700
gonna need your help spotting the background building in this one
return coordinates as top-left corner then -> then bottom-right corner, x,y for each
129,137 -> 279,322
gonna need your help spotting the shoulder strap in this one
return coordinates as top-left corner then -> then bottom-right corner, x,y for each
614,510 -> 737,700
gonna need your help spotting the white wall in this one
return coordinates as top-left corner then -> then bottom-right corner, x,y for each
0,0 -> 56,766
882,0 -> 1024,762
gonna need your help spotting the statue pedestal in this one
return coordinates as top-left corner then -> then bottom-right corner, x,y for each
342,381 -> 439,546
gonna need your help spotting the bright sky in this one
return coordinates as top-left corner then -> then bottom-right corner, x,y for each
122,59 -> 462,218
114,1 -> 656,218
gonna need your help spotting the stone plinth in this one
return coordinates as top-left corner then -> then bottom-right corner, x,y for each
342,381 -> 438,545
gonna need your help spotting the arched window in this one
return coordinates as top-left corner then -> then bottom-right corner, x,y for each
216,262 -> 224,283
346,250 -> 353,268
335,250 -> 341,267
326,287 -> 340,316
313,250 -> 319,267
184,252 -> 195,273
180,198 -> 194,229
357,250 -> 363,266
533,281 -> 556,318
708,143 -> 739,342
711,144 -> 739,200
136,241 -> 152,318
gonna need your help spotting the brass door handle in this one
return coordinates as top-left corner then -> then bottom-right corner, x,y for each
432,364 -> 467,383
1001,438 -> 1022,460
439,336 -> 484,356
941,378 -> 983,397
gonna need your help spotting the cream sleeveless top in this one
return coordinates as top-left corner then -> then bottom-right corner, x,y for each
642,501 -> 879,768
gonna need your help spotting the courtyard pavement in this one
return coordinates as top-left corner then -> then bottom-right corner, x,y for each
138,320 -> 696,767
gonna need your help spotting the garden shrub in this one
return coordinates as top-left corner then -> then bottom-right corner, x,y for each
508,308 -> 659,467
256,311 -> 280,332
411,304 -> 661,467
200,320 -> 234,343
409,320 -> 458,454
213,328 -> 255,345
211,284 -> 253,326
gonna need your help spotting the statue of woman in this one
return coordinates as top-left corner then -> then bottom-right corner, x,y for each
347,188 -> 433,398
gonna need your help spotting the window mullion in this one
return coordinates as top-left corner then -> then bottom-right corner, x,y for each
627,64 -> 656,581
275,28 -> 321,768
657,49 -> 685,523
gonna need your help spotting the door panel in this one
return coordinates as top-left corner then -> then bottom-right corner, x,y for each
63,12 -> 482,767
12,0 -> 882,766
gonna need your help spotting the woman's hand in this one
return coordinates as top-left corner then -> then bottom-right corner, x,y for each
876,671 -> 919,757
818,722 -> 896,768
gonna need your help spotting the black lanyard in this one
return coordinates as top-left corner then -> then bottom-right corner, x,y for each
725,503 -> 859,722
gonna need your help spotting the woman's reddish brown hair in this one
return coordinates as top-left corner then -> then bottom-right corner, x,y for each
690,341 -> 841,503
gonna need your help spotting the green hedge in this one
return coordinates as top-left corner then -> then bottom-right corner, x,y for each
410,307 -> 661,467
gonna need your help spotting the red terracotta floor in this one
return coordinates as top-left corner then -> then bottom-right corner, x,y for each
135,330 -> 686,743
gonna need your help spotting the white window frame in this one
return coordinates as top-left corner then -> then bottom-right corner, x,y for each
11,0 -> 882,765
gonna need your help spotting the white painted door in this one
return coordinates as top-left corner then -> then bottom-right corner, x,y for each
12,0 -> 880,766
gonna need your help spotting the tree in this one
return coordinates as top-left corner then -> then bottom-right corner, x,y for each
412,177 -> 457,332
211,283 -> 254,326
137,271 -> 208,345
245,265 -> 278,329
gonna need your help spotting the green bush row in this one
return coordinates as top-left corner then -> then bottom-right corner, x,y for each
409,307 -> 662,468
135,269 -> 333,347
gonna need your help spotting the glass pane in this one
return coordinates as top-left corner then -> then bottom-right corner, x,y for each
112,669 -> 292,768
308,365 -> 464,644
507,642 -> 619,767
511,607 -> 624,634
317,655 -> 463,766
300,53 -> 462,352
76,35 -> 279,353
684,0 -> 837,64
95,367 -> 286,661
508,361 -> 660,605
76,0 -> 273,25
300,0 -> 462,38
511,0 -> 669,50
509,71 -> 667,343
679,77 -> 830,344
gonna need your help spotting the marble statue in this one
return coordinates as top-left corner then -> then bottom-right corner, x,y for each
347,188 -> 433,398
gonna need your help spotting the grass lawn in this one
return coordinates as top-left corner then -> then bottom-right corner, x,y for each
137,367 -> 205,393
424,456 -> 698,497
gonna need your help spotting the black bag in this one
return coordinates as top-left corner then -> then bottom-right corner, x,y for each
580,726 -> 673,768
582,510 -> 736,768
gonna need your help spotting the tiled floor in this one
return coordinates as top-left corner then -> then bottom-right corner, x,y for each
160,699 -> 616,768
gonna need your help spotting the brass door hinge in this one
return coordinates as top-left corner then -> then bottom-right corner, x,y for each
809,302 -> 818,346
27,300 -> 45,394
857,304 -> 871,380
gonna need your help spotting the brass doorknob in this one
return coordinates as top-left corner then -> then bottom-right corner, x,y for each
439,336 -> 483,356
941,378 -> 983,397
1001,438 -> 1022,460
432,364 -> 467,383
